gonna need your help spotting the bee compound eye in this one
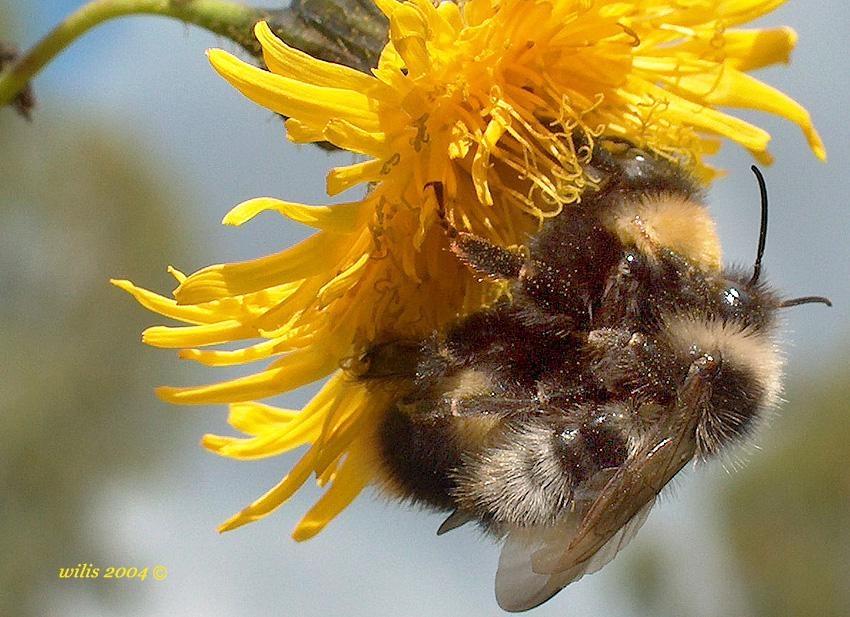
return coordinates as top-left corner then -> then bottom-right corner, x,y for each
724,285 -> 749,307
720,283 -> 754,320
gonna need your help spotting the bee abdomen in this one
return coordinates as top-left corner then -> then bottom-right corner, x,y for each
451,406 -> 632,530
554,418 -> 629,487
376,403 -> 462,510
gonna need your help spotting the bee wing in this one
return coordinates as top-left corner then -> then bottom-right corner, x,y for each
534,407 -> 699,576
495,498 -> 655,612
495,405 -> 700,612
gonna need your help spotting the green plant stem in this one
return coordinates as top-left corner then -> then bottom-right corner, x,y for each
0,0 -> 260,108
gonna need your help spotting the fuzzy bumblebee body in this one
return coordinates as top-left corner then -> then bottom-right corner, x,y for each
356,140 -> 827,612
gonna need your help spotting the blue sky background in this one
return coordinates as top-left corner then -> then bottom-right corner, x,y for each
7,1 -> 850,616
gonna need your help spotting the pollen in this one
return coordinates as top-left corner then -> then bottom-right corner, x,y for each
115,0 -> 824,539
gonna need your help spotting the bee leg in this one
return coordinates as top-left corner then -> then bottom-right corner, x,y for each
451,232 -> 524,280
355,340 -> 429,380
425,181 -> 524,281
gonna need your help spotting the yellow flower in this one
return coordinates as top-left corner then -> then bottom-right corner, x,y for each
114,0 -> 823,540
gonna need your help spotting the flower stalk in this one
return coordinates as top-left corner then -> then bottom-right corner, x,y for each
0,0 -> 387,113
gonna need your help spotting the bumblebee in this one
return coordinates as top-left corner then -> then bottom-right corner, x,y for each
356,140 -> 830,612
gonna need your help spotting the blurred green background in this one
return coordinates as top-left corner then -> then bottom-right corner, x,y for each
2,2 -> 849,616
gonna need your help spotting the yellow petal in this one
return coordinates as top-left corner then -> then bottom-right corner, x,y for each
312,383 -> 397,473
204,377 -> 349,458
291,441 -> 372,541
313,405 -> 369,477
142,320 -> 252,348
157,348 -> 338,404
111,279 -> 210,325
436,0 -> 463,32
727,28 -> 796,70
667,66 -> 825,160
689,27 -> 798,71
283,118 -> 325,143
389,4 -> 431,78
316,455 -> 341,487
167,266 -> 187,283
218,446 -> 317,532
254,21 -> 378,92
178,337 -> 285,366
327,159 -> 386,196
254,280 -> 326,336
317,252 -> 371,307
207,49 -> 381,133
202,416 -> 319,459
471,116 -> 509,206
624,78 -> 772,153
174,232 -> 346,305
227,401 -> 298,436
653,0 -> 787,29
715,0 -> 788,29
323,118 -> 388,157
223,197 -> 369,232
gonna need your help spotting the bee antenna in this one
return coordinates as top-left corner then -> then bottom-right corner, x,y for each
748,165 -> 769,287
779,296 -> 833,308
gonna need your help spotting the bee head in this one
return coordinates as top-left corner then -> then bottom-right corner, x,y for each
590,165 -> 831,456
660,166 -> 831,455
